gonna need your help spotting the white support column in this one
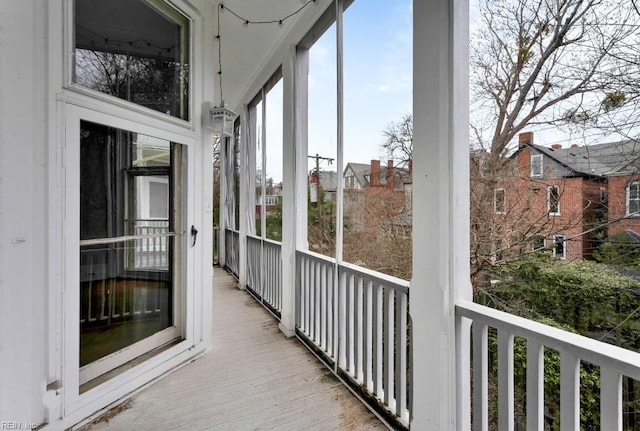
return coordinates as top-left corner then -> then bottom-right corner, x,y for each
295,48 -> 310,251
411,0 -> 470,429
280,45 -> 298,337
218,137 -> 228,267
238,106 -> 250,290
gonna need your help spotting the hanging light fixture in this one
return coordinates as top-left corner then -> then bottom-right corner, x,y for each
210,102 -> 237,138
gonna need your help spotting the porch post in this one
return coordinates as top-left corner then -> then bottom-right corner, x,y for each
218,137 -> 228,267
411,0 -> 471,429
238,105 -> 250,289
280,44 -> 310,337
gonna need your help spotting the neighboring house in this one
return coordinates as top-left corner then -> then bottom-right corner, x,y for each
494,132 -> 640,261
343,160 -> 412,237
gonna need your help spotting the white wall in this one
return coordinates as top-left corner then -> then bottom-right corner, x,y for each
0,0 -> 217,427
0,0 -> 48,425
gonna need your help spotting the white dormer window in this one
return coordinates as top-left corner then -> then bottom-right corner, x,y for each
530,154 -> 543,178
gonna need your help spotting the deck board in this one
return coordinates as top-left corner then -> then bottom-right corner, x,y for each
81,269 -> 387,431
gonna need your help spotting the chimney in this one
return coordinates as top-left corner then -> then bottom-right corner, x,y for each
519,132 -> 533,148
408,159 -> 413,174
570,144 -> 579,148
551,144 -> 562,150
371,160 -> 380,186
387,160 -> 394,188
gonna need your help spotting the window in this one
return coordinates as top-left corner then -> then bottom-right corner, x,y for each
494,188 -> 506,214
600,187 -> 607,204
627,181 -> 640,216
344,174 -> 355,189
532,235 -> 545,251
531,154 -> 543,178
548,185 -> 560,215
74,0 -> 190,120
553,235 -> 566,259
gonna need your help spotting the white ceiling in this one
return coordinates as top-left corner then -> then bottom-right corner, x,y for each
212,0 -> 325,109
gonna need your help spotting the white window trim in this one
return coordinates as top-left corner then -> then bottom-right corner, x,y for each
548,185 -> 560,215
63,0 -> 196,129
553,234 -> 566,259
626,181 -> 640,217
530,153 -> 543,178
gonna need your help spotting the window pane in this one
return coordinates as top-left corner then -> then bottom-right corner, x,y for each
75,0 -> 190,120
549,186 -> 560,213
531,154 -> 542,177
342,0 -> 413,280
80,120 -> 181,373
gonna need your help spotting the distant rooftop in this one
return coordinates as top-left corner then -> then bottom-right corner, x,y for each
527,139 -> 640,177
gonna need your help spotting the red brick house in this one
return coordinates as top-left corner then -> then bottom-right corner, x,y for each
496,132 -> 640,261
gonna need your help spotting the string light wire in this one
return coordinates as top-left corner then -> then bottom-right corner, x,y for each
219,1 -> 317,27
215,0 -> 317,105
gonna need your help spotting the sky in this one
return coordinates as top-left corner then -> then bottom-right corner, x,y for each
262,0 -> 413,183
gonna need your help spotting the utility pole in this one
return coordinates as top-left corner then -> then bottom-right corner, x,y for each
308,153 -> 334,234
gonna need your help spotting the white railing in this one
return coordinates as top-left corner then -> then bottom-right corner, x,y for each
246,235 -> 283,315
296,250 -> 410,427
130,219 -> 169,269
457,300 -> 640,431
80,244 -> 167,325
224,229 -> 239,277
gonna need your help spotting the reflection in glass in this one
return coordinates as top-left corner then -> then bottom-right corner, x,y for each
80,120 -> 179,372
74,0 -> 190,120
80,242 -> 171,367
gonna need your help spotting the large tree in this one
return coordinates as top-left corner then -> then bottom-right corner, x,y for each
471,0 -> 638,158
381,0 -> 640,281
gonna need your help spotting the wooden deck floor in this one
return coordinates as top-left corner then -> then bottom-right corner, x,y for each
81,268 -> 387,431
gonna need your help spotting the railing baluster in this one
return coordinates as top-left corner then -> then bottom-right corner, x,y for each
355,274 -> 363,380
364,280 -> 373,391
600,367 -> 622,431
526,339 -> 544,431
374,282 -> 383,396
325,261 -> 332,356
498,329 -> 514,431
384,287 -> 394,407
395,289 -> 407,418
344,272 -> 352,372
473,322 -> 488,431
307,258 -> 313,334
560,351 -> 580,431
314,259 -> 321,342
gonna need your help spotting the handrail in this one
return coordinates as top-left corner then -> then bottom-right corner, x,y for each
456,300 -> 640,380
456,299 -> 640,430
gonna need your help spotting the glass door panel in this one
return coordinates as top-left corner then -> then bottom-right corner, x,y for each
79,120 -> 183,383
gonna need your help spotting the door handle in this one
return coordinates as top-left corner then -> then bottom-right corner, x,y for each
191,225 -> 198,247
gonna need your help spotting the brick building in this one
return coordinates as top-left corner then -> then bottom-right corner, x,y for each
495,132 -> 640,261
